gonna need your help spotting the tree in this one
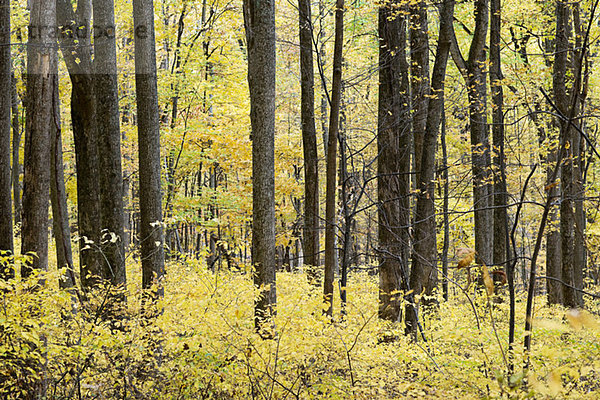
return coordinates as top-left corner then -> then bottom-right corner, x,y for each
298,0 -> 320,281
407,0 -> 455,333
50,82 -> 75,289
377,0 -> 410,322
450,0 -> 493,266
56,0 -> 103,287
0,0 -> 13,275
323,0 -> 344,318
490,0 -> 509,270
21,0 -> 57,275
93,0 -> 126,285
243,0 -> 277,331
133,0 -> 166,299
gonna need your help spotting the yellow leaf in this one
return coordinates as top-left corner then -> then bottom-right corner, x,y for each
481,265 -> 495,296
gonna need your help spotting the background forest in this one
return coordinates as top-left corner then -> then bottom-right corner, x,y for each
1,0 -> 600,398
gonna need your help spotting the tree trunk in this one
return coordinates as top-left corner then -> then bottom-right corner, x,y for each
93,0 -> 126,285
133,0 -> 166,299
243,0 -> 277,332
409,0 -> 429,186
377,0 -> 410,322
21,0 -> 57,275
11,73 -> 21,230
56,0 -> 103,287
407,0 -> 454,334
323,0 -> 344,318
553,0 -> 578,307
490,0 -> 508,269
298,0 -> 320,280
50,84 -> 75,289
450,0 -> 492,266
0,0 -> 13,270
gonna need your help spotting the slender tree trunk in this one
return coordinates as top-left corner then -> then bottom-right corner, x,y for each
323,0 -> 344,318
571,4 -> 585,307
407,0 -> 454,334
93,0 -> 126,285
133,0 -> 166,299
450,0 -> 492,266
50,84 -> 75,289
0,0 -> 13,271
11,73 -> 21,230
243,0 -> 277,332
490,0 -> 508,269
298,0 -> 320,281
377,0 -> 410,322
22,0 -> 57,275
409,0 -> 429,186
441,112 -> 449,301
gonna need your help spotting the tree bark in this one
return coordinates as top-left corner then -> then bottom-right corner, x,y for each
243,0 -> 277,331
490,0 -> 508,269
93,0 -> 126,285
323,0 -> 344,318
56,0 -> 103,286
298,0 -> 320,280
0,0 -> 13,273
409,0 -> 429,185
407,0 -> 454,334
21,0 -> 57,275
133,0 -> 166,299
377,0 -> 410,322
50,83 -> 75,289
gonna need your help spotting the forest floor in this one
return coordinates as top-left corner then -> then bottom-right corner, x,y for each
2,255 -> 600,399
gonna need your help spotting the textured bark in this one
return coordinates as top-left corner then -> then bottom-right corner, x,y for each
490,0 -> 508,269
21,0 -> 57,275
407,0 -> 454,334
243,0 -> 277,330
56,0 -> 103,286
409,0 -> 429,185
93,0 -> 126,285
133,0 -> 166,297
0,0 -> 13,265
298,0 -> 320,279
450,0 -> 493,265
323,0 -> 344,318
377,1 -> 410,322
553,0 -> 578,307
50,84 -> 75,289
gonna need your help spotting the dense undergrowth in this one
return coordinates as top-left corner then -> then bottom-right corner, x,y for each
1,255 -> 599,399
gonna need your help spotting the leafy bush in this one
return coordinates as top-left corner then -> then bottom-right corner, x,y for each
0,256 -> 599,399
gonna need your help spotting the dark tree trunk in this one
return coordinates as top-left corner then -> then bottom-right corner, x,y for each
94,0 -> 126,285
21,0 -> 57,275
553,0 -> 579,308
56,0 -> 103,286
377,0 -> 410,322
490,0 -> 508,269
409,0 -> 429,185
0,0 -> 13,271
133,0 -> 166,298
50,84 -> 75,289
243,0 -> 277,332
407,0 -> 454,334
298,0 -> 320,280
323,0 -> 344,318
